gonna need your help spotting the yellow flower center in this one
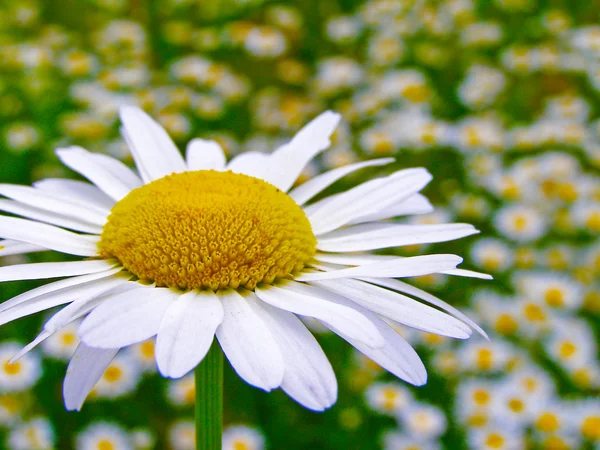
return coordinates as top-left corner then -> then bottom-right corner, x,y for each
486,433 -> 505,448
99,170 -> 316,291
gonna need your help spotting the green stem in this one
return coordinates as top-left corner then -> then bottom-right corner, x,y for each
195,340 -> 223,450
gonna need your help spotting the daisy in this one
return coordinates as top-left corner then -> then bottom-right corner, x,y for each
0,106 -> 486,411
222,425 -> 265,450
7,417 -> 55,450
76,422 -> 133,450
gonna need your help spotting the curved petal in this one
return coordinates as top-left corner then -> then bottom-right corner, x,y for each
316,223 -> 479,252
261,111 -> 342,192
215,290 -> 284,391
247,297 -> 337,411
0,216 -> 99,257
363,277 -> 488,339
119,105 -> 186,182
346,193 -> 434,225
12,283 -> 138,362
0,275 -> 128,327
308,168 -> 433,235
296,254 -> 463,282
0,267 -> 122,314
56,146 -> 138,201
317,296 -> 427,386
255,281 -> 384,349
63,343 -> 119,411
0,184 -> 108,226
312,278 -> 472,339
226,152 -> 270,179
0,199 -> 103,234
33,179 -> 115,211
289,158 -> 394,205
186,139 -> 226,171
156,290 -> 224,378
0,260 -> 116,283
80,287 -> 176,349
0,240 -> 46,257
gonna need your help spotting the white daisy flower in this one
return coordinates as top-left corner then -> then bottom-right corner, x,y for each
468,426 -> 524,450
131,428 -> 155,450
91,352 -> 142,400
40,320 -> 80,361
398,402 -> 447,440
0,106 -> 486,411
0,342 -> 41,393
127,339 -> 157,373
169,420 -> 194,450
222,425 -> 265,450
365,381 -> 414,415
7,417 -> 55,450
167,373 -> 195,406
76,422 -> 133,450
382,430 -> 441,450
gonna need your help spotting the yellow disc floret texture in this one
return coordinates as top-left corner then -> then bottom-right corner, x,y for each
99,170 -> 317,290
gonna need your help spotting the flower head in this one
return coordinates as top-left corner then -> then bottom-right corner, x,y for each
0,106 -> 486,411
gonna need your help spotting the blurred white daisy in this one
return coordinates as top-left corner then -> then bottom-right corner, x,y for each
7,417 -> 55,450
0,342 -> 41,393
365,381 -> 413,415
167,373 -> 195,406
398,402 -> 447,440
90,352 -> 142,400
0,106 -> 487,411
76,422 -> 133,450
382,431 -> 441,450
169,420 -> 194,450
40,320 -> 80,361
222,425 -> 265,450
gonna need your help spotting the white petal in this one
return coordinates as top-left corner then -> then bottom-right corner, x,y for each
33,179 -> 115,210
312,278 -> 472,339
255,282 -> 384,348
0,259 -> 115,283
363,277 -> 488,339
119,105 -> 186,182
443,268 -> 493,279
156,290 -> 224,378
296,254 -> 463,281
63,343 -> 119,411
56,146 -> 138,201
317,223 -> 479,252
289,158 -> 394,205
92,153 -> 143,191
261,111 -> 342,192
44,282 -> 139,334
12,283 -> 137,362
80,286 -> 175,349
347,193 -> 434,225
0,275 -> 127,327
226,152 -> 270,179
0,216 -> 99,257
0,199 -> 103,234
0,240 -> 46,257
317,295 -> 427,385
308,168 -> 433,235
10,330 -> 52,363
186,139 -> 226,171
0,267 -> 122,314
0,184 -> 108,225
215,290 -> 284,391
247,297 -> 337,411
314,252 -> 392,266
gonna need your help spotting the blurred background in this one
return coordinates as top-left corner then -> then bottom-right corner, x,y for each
0,0 -> 599,449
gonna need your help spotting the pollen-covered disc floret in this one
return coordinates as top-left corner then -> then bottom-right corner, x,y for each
99,170 -> 317,290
